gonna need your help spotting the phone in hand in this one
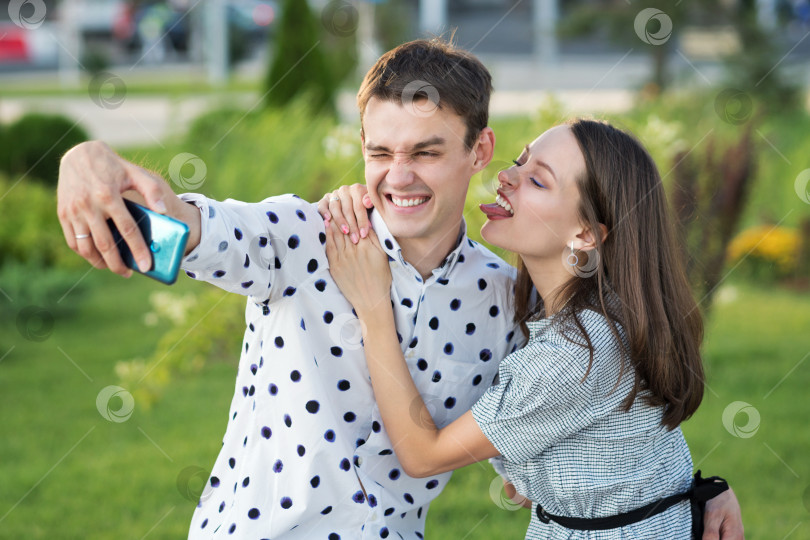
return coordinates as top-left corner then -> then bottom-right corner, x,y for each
107,199 -> 190,285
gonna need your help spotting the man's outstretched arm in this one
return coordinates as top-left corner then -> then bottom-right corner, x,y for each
57,141 -> 201,277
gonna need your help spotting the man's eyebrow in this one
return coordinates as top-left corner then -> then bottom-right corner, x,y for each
365,137 -> 446,153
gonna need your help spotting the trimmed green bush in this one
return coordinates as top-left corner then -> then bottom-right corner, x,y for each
4,113 -> 90,186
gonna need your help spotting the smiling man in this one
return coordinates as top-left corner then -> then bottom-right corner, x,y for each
57,39 -> 742,539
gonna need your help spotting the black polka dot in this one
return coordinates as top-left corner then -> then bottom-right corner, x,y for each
324,429 -> 335,442
288,235 -> 300,249
210,476 -> 220,487
319,232 -> 326,244
340,458 -> 350,471
273,459 -> 283,473
284,414 -> 292,427
296,209 -> 307,221
218,241 -> 228,252
479,349 -> 492,361
380,527 -> 389,538
322,507 -> 333,515
489,305 -> 500,317
384,239 -> 394,250
229,458 -> 236,468
306,400 -> 320,413
280,497 -> 292,509
261,426 -> 271,438
466,323 -> 476,335
443,342 -> 454,354
478,278 -> 487,290
323,311 -> 334,324
444,397 -> 456,409
234,228 -> 243,240
242,477 -> 249,487
450,298 -> 461,311
258,236 -> 267,246
487,262 -> 499,268
437,277 -> 449,285
307,259 -> 318,273
389,469 -> 400,480
472,374 -> 482,386
283,286 -> 296,296
267,211 -> 278,223
311,475 -> 320,488
352,491 -> 365,503
372,420 -> 381,433
344,412 -> 356,422
297,445 -> 306,456
431,371 -> 442,382
315,280 -> 327,292
384,507 -> 394,516
426,479 -> 439,489
416,359 -> 428,370
201,518 -> 208,528
290,370 -> 301,382
268,383 -> 278,395
275,336 -> 284,348
404,493 -> 414,504
401,298 -> 413,308
248,508 -> 259,519
429,317 -> 439,330
229,523 -> 236,534
408,337 -> 418,348
213,270 -> 226,278
331,346 -> 343,357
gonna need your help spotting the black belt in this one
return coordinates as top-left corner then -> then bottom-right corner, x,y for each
534,471 -> 729,531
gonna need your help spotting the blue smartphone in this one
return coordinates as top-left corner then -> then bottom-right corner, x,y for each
107,199 -> 190,285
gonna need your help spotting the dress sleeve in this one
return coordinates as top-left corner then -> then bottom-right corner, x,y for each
471,333 -> 625,464
179,193 -> 327,303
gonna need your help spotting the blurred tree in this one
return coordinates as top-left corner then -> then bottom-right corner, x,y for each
671,124 -> 757,314
263,0 -> 337,115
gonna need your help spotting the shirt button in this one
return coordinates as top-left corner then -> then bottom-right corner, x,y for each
356,457 -> 363,466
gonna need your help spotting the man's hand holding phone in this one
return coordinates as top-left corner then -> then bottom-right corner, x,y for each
57,141 -> 202,279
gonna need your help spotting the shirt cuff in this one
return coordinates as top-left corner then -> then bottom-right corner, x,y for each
178,193 -> 212,270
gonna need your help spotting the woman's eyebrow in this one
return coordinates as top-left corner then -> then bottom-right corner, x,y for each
524,145 -> 557,182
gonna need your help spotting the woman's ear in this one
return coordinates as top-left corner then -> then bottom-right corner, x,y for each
574,223 -> 608,251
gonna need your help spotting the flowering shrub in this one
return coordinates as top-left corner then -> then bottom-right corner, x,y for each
726,225 -> 800,279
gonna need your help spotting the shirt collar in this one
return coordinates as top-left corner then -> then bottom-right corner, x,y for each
369,209 -> 468,280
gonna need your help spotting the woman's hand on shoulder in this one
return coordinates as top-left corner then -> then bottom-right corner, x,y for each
317,184 -> 373,244
325,218 -> 391,320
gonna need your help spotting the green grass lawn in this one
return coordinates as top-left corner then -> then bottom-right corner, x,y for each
1,270 -> 808,538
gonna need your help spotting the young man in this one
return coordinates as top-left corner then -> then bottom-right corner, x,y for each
58,39 -> 742,539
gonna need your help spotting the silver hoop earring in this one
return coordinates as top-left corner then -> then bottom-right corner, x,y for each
566,241 -> 579,266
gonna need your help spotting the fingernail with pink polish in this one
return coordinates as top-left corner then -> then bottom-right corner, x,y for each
360,228 -> 368,239
351,233 -> 359,244
341,225 -> 349,235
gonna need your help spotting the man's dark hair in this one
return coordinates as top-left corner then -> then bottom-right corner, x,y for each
357,38 -> 492,150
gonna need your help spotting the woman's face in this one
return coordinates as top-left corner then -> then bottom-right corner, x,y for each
480,125 -> 588,264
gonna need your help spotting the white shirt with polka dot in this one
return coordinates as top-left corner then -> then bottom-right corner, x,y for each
179,193 -> 524,539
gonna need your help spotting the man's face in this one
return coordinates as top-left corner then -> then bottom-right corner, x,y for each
361,97 -> 479,248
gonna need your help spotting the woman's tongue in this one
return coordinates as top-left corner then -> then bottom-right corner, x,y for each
479,203 -> 513,218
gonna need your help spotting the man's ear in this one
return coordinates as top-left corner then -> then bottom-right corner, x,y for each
574,223 -> 608,251
472,127 -> 495,173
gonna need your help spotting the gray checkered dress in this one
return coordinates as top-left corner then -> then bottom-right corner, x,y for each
471,308 -> 694,539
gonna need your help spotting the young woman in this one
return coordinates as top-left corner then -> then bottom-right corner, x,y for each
323,119 -> 715,538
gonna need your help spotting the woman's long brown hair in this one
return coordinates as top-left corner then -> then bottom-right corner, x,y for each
513,119 -> 704,430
